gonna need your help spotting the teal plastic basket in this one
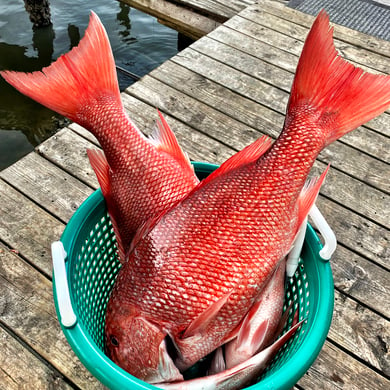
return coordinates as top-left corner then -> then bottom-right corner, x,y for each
52,162 -> 334,389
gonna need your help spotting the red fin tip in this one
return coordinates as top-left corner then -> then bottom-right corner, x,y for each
288,10 -> 390,145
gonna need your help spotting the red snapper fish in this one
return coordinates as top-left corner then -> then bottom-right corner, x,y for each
104,10 -> 390,386
0,12 -> 199,262
224,260 -> 287,369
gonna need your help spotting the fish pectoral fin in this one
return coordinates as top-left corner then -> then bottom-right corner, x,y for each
157,337 -> 184,384
296,165 -> 329,231
182,291 -> 233,339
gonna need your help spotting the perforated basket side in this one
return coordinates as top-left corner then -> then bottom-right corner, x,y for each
54,162 -> 334,390
69,210 -> 120,350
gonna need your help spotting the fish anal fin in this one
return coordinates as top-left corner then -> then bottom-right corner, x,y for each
182,291 -> 232,339
87,148 -> 126,263
297,165 -> 329,231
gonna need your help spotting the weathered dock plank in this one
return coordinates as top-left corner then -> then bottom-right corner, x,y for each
0,152 -> 93,224
0,0 -> 389,389
0,327 -> 72,390
119,0 -> 220,39
299,341 -> 390,389
315,197 -> 389,270
331,290 -> 389,374
0,180 -> 64,277
258,0 -> 390,58
235,8 -> 390,74
36,128 -> 100,189
0,244 -> 104,389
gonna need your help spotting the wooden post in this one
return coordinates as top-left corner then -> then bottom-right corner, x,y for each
24,0 -> 52,28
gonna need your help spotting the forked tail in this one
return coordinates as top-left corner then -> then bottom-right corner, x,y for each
0,12 -> 121,126
288,10 -> 390,146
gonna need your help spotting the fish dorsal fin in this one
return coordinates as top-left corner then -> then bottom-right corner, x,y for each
296,165 -> 329,232
197,135 -> 273,189
149,110 -> 196,177
87,149 -> 126,264
182,291 -> 233,339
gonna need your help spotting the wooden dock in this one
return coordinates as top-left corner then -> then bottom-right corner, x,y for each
0,0 -> 389,388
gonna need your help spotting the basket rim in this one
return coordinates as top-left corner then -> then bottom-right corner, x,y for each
53,161 -> 334,390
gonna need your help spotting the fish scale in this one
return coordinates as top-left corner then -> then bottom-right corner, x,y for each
3,9 -> 390,388
104,10 -> 390,385
0,13 -> 199,264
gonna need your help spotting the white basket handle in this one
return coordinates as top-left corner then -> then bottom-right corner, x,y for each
51,241 -> 77,327
286,204 -> 337,277
309,204 -> 337,260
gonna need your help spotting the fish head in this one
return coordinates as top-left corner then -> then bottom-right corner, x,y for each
105,300 -> 183,383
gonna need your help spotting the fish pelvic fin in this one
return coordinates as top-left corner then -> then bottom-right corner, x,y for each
149,110 -> 198,183
288,10 -> 390,146
1,12 -> 122,125
87,148 -> 126,263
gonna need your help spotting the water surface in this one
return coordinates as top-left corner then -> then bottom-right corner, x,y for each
0,1 -> 179,170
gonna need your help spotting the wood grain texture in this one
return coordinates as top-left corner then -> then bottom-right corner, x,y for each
0,326 -> 72,390
0,244 -> 105,389
0,0 -> 389,388
297,341 -> 390,389
120,0 -> 220,39
0,152 -> 93,224
0,179 -> 64,277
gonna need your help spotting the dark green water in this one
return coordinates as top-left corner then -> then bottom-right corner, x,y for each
0,1 -> 180,170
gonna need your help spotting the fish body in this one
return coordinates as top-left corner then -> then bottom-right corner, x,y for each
224,260 -> 286,369
105,10 -> 390,384
158,320 -> 304,390
0,13 -> 199,262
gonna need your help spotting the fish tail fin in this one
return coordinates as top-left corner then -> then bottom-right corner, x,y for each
288,10 -> 390,146
0,12 -> 121,125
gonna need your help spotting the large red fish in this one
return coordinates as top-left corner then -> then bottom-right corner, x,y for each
104,11 -> 390,385
0,13 -> 199,262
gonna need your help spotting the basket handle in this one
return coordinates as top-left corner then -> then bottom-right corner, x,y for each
286,204 -> 337,277
51,241 -> 77,328
309,204 -> 337,260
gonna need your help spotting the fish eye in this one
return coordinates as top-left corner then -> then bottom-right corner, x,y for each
110,335 -> 119,347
